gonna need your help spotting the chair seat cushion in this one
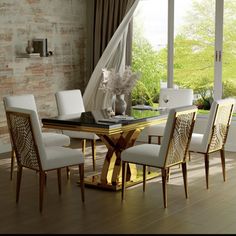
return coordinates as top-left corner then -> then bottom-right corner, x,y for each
147,123 -> 166,137
121,144 -> 162,167
189,133 -> 205,153
63,130 -> 99,140
43,146 -> 84,171
42,132 -> 70,147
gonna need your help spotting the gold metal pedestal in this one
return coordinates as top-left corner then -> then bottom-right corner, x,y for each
82,171 -> 160,191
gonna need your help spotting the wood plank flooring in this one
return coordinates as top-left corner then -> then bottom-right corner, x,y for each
0,139 -> 236,234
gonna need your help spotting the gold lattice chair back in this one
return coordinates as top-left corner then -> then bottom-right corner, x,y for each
3,94 -> 70,180
208,101 -> 234,153
159,106 -> 197,168
6,110 -> 42,171
121,105 -> 198,208
188,98 -> 235,189
5,106 -> 85,212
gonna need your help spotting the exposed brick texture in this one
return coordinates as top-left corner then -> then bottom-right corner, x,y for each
0,0 -> 87,148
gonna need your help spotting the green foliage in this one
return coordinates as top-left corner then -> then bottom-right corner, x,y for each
223,79 -> 236,98
131,23 -> 167,105
131,80 -> 153,106
132,0 -> 236,110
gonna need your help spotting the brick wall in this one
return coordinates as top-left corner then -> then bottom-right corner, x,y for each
0,0 -> 87,152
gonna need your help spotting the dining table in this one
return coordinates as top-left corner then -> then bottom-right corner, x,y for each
42,106 -> 168,191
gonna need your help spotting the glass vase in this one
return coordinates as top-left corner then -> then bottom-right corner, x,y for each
26,40 -> 34,54
112,94 -> 127,115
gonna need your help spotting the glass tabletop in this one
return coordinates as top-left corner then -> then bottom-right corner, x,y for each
42,108 -> 168,129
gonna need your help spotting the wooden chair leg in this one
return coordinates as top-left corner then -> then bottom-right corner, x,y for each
82,139 -> 86,155
148,136 -> 161,177
166,167 -> 171,182
57,168 -> 62,195
66,167 -> 70,180
147,136 -> 161,174
161,168 -> 168,208
16,165 -> 22,203
121,161 -> 127,200
91,140 -> 96,171
79,164 -> 85,202
204,154 -> 210,189
10,149 -> 15,180
148,136 -> 152,174
143,165 -> 146,192
220,149 -> 226,181
44,172 -> 47,186
182,162 -> 188,198
39,171 -> 46,213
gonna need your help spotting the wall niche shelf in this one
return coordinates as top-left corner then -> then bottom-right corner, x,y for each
16,53 -> 41,58
16,53 -> 53,59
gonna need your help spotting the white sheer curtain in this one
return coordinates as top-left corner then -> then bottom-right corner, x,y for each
83,0 -> 140,111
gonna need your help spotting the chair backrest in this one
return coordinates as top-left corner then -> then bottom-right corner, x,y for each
5,107 -> 47,171
202,98 -> 235,153
159,88 -> 194,108
158,105 -> 198,168
3,94 -> 41,126
55,89 -> 85,115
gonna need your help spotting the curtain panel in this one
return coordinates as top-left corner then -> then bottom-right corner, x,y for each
84,0 -> 139,111
93,0 -> 135,69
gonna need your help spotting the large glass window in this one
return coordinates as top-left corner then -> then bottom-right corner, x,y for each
222,0 -> 236,100
132,0 -> 168,106
174,0 -> 215,110
132,0 -> 235,112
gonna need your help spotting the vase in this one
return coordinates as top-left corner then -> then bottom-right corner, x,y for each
113,94 -> 127,115
26,40 -> 34,54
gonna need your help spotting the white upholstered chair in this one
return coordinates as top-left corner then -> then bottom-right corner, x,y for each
55,89 -> 100,171
3,94 -> 70,180
147,88 -> 194,145
6,107 -> 85,213
121,105 -> 198,208
189,98 -> 235,189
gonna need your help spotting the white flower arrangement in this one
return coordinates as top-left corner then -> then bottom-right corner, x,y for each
99,66 -> 141,95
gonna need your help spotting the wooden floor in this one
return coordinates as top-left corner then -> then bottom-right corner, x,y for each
1,139 -> 236,234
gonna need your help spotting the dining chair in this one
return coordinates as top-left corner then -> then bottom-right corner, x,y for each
189,98 -> 235,189
147,88 -> 194,145
55,89 -> 100,171
121,105 -> 198,208
5,107 -> 85,213
3,94 -> 70,180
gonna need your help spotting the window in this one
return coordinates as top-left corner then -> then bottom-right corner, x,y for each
222,0 -> 236,100
174,0 -> 215,110
132,0 -> 168,106
132,0 -> 236,111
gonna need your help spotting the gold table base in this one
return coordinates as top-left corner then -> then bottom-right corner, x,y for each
42,114 -> 167,191
81,171 -> 160,191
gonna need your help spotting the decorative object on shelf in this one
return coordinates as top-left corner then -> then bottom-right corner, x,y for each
25,40 -> 34,54
16,53 -> 41,58
32,38 -> 47,57
100,66 -> 141,115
